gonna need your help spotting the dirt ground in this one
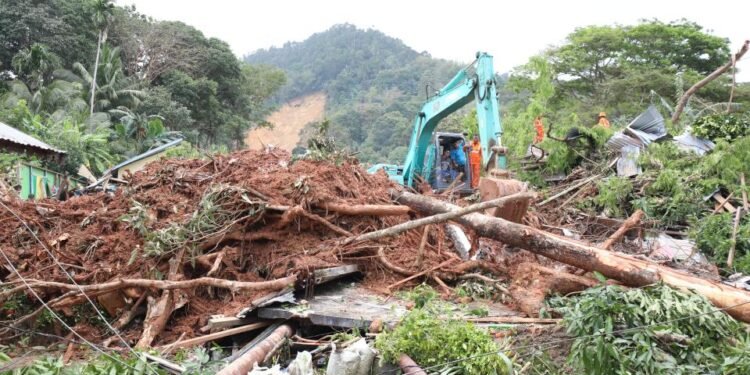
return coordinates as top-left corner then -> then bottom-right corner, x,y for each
245,92 -> 327,151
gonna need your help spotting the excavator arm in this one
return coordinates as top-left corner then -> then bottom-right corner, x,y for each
397,52 -> 506,186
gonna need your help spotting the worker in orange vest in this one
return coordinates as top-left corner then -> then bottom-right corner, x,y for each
597,112 -> 610,128
467,134 -> 483,188
533,116 -> 545,144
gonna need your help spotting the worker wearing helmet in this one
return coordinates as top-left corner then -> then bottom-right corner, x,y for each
597,112 -> 610,128
468,135 -> 483,188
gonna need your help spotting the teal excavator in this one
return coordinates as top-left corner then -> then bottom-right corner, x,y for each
368,52 -> 528,221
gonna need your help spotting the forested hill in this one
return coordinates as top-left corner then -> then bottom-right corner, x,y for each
244,24 -> 464,163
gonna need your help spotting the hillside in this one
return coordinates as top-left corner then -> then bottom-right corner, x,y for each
244,24 -> 463,163
245,91 -> 326,150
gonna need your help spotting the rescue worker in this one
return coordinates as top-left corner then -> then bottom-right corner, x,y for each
450,140 -> 467,172
468,134 -> 482,188
533,116 -> 545,144
597,112 -> 610,128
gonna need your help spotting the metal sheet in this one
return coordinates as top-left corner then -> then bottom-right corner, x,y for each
0,121 -> 65,155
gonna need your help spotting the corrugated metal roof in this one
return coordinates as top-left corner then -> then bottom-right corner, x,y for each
107,138 -> 184,174
0,121 -> 65,155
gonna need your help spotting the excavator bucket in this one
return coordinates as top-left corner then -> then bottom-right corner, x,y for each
478,177 -> 530,223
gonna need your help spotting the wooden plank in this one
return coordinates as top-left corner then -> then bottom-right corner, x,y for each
313,265 -> 360,284
160,322 -> 271,350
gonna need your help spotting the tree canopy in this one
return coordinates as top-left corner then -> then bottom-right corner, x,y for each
0,0 -> 286,175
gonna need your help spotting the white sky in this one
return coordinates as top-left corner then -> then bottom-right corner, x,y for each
123,0 -> 749,81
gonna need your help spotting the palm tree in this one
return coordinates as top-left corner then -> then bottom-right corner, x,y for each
57,45 -> 144,114
111,106 -> 182,154
90,0 -> 116,115
11,43 -> 61,91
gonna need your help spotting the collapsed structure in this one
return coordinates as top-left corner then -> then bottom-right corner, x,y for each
2,146 -> 750,373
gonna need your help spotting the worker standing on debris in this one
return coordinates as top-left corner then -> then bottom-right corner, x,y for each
468,134 -> 482,188
533,116 -> 545,144
597,112 -> 611,128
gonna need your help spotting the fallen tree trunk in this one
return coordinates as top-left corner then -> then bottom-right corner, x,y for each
672,40 -> 749,124
216,324 -> 294,375
394,191 -> 750,322
600,209 -> 644,250
318,202 -> 411,216
342,192 -> 535,245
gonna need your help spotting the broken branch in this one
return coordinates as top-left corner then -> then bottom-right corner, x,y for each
672,40 -> 749,124
342,191 -> 535,245
600,209 -> 645,250
318,202 -> 410,216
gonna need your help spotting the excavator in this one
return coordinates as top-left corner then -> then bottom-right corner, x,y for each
368,52 -> 529,222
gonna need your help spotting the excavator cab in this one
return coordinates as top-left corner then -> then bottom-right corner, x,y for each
427,132 -> 473,194
368,52 -> 532,222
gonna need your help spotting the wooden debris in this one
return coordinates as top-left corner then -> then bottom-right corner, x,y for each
318,202 -> 411,216
398,354 -> 427,375
537,175 -> 599,207
215,324 -> 294,375
342,192 -> 535,245
142,353 -> 186,374
394,190 -> 750,323
600,209 -> 645,250
729,208 -> 743,268
466,316 -> 561,324
387,259 -> 456,291
160,322 -> 271,350
672,40 -> 749,124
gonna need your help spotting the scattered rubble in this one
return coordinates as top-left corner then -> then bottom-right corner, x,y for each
2,144 -> 750,373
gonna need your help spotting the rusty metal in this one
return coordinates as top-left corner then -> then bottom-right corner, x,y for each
398,354 -> 427,375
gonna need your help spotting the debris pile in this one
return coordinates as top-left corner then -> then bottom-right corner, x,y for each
0,149 -> 511,349
3,146 -> 750,374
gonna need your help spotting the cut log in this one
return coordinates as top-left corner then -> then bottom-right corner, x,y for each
318,202 -> 410,216
398,354 -> 427,375
445,224 -> 471,260
342,192 -> 535,245
394,191 -> 750,322
216,324 -> 294,375
600,209 -> 645,250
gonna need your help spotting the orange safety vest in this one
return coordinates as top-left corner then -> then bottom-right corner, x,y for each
470,142 -> 482,164
533,117 -> 545,144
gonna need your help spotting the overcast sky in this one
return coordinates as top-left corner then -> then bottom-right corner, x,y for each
123,0 -> 749,81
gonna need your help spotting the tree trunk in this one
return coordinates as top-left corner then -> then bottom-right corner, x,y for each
90,29 -> 104,116
394,191 -> 750,323
341,192 -> 535,245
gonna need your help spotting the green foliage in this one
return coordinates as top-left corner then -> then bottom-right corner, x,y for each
376,306 -> 512,375
594,176 -> 633,217
549,283 -> 749,374
0,351 -> 164,375
691,212 -> 750,274
692,112 -> 750,142
0,0 -> 286,178
399,283 -> 438,308
144,185 -> 266,259
246,24 -> 462,164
